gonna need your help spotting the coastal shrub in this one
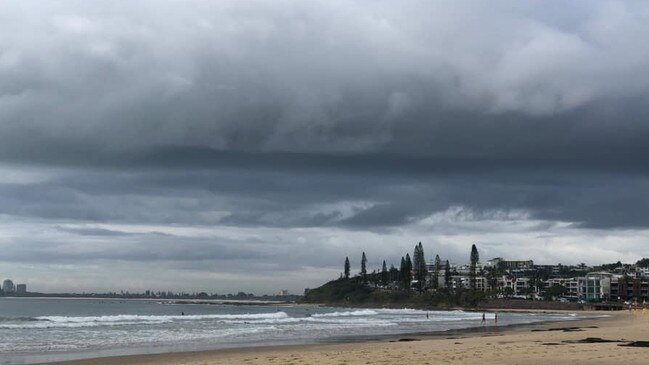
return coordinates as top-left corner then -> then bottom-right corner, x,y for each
303,278 -> 373,304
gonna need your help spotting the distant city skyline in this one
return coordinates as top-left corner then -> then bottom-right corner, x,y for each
0,279 -> 25,294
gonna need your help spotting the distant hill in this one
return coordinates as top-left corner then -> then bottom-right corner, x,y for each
303,278 -> 373,304
302,277 -> 442,308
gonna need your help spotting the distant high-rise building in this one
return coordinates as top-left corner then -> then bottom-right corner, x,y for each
2,280 -> 15,293
16,284 -> 27,294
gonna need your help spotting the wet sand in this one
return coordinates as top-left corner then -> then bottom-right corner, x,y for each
38,310 -> 649,365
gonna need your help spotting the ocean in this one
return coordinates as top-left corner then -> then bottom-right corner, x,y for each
0,297 -> 590,365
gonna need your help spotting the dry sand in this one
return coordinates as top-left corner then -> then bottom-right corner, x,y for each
39,310 -> 649,365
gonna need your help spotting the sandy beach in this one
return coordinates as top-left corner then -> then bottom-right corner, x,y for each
35,310 -> 649,365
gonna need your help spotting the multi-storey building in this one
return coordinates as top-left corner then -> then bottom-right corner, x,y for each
578,273 -> 612,301
501,276 -> 531,296
534,264 -> 561,276
447,275 -> 487,291
425,259 -> 449,273
610,276 -> 649,301
546,277 -> 579,299
454,264 -> 484,275
421,255 -> 649,303
16,284 -> 27,294
486,258 -> 534,270
2,279 -> 15,294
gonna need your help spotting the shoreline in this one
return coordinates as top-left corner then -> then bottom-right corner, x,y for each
27,310 -> 621,365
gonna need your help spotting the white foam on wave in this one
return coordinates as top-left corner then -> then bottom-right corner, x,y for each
311,309 -> 378,317
0,325 -> 280,352
0,320 -> 170,329
37,311 -> 288,323
222,316 -> 396,326
4,309 -> 420,329
375,308 -> 483,319
6,312 -> 291,328
0,306 -> 590,355
375,308 -> 429,315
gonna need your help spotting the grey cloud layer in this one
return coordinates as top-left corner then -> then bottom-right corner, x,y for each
1,163 -> 647,232
1,0 -> 649,162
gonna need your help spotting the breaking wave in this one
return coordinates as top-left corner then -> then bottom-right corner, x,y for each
0,312 -> 290,329
312,309 -> 378,317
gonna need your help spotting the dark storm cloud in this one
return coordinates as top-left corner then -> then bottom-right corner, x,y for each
55,226 -> 138,236
1,163 -> 647,231
1,0 -> 649,166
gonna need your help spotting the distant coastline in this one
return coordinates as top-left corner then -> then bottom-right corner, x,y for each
0,292 -> 301,302
0,296 -> 297,306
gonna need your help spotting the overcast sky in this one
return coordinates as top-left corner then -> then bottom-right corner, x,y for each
1,0 -> 649,294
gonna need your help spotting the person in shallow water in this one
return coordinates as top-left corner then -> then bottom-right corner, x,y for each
482,312 -> 486,323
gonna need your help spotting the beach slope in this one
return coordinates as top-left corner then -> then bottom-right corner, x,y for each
41,311 -> 649,365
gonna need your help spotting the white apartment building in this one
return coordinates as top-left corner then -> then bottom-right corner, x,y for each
448,275 -> 487,291
499,276 -> 532,296
547,277 -> 580,299
578,273 -> 612,301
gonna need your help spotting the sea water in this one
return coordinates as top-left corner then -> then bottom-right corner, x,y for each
0,297 -> 588,364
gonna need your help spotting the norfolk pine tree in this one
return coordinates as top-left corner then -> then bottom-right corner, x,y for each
361,252 -> 367,282
390,264 -> 398,283
469,244 -> 479,291
413,242 -> 427,291
400,257 -> 407,289
413,244 -> 421,291
432,254 -> 441,289
444,259 -> 452,289
344,257 -> 350,279
404,253 -> 413,289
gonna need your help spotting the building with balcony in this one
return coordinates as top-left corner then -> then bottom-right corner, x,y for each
447,275 -> 487,291
486,258 -> 534,270
546,277 -> 579,299
610,276 -> 649,301
502,276 -> 532,296
578,273 -> 612,302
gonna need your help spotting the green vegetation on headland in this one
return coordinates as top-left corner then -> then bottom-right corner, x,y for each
301,276 -> 586,310
302,276 -> 488,309
302,243 -> 646,310
303,244 -> 490,308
